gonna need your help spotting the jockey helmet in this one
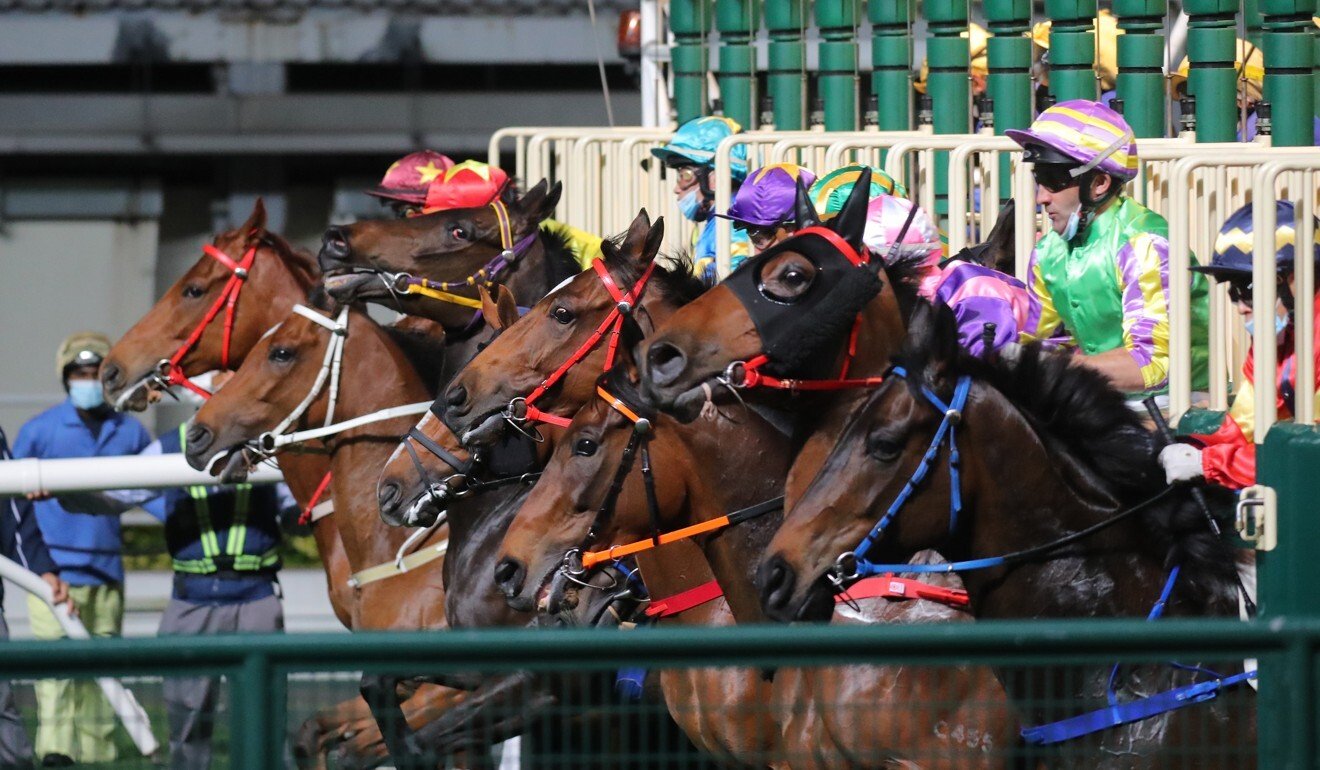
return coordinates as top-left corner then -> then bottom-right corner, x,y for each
809,165 -> 907,220
720,163 -> 817,227
1194,201 -> 1320,280
651,117 -> 749,182
366,150 -> 456,204
862,195 -> 943,266
1007,99 -> 1138,182
421,161 -> 510,214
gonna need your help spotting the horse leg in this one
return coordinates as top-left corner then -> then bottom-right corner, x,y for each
360,674 -> 429,769
292,692 -> 380,770
415,671 -> 558,756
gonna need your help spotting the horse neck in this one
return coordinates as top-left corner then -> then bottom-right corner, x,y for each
324,315 -> 435,568
443,486 -> 533,628
950,393 -> 1187,621
501,234 -> 557,309
672,413 -> 791,624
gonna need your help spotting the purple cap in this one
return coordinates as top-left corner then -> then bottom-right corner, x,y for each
719,163 -> 817,228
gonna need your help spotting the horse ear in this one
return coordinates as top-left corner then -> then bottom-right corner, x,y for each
515,179 -> 560,226
793,179 -> 821,229
241,198 -> 267,234
643,215 -> 665,263
829,168 -> 871,253
619,209 -> 654,266
479,284 -> 520,332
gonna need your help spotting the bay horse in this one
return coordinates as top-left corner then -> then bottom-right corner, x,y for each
180,295 -> 472,768
318,180 -> 581,384
494,365 -> 1013,769
95,201 -> 435,766
761,303 -> 1255,768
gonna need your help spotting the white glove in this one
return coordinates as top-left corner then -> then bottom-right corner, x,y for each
1158,444 -> 1204,485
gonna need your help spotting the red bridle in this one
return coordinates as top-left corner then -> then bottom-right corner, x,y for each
157,236 -> 259,399
506,258 -> 658,429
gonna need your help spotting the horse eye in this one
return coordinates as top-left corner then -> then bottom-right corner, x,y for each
551,306 -> 575,324
758,257 -> 817,303
573,438 -> 598,457
183,285 -> 206,299
268,347 -> 295,364
450,226 -> 469,240
867,433 -> 903,463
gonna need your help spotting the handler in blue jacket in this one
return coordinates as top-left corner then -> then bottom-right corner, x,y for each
11,332 -> 151,766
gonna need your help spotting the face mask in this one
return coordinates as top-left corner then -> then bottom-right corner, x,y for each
1244,313 -> 1289,338
1060,204 -> 1083,242
678,189 -> 707,222
68,380 -> 105,410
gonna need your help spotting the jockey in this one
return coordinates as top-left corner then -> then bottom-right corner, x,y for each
651,116 -> 751,280
863,195 -> 1036,357
364,150 -> 455,218
422,160 -> 603,269
717,163 -> 816,254
1161,201 -> 1320,489
1009,99 -> 1210,400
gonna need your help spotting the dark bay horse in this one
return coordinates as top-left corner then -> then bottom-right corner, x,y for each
762,303 -> 1255,767
318,180 -> 581,380
495,367 -> 1013,768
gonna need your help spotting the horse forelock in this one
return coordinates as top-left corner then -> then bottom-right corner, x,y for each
898,301 -> 1238,608
601,237 -> 705,308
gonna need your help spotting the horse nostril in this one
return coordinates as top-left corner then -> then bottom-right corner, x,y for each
101,362 -> 123,389
646,342 -> 687,387
756,556 -> 796,612
493,558 -> 526,600
185,424 -> 213,455
377,481 -> 402,516
445,384 -> 468,409
318,227 -> 352,269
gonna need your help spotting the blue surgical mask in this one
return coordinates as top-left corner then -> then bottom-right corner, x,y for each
1061,205 -> 1082,242
1244,314 -> 1289,338
68,380 -> 105,410
678,189 -> 707,222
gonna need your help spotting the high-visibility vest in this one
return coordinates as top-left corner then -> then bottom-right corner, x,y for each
172,424 -> 279,575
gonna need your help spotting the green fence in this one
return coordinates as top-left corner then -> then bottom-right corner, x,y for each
3,618 -> 1310,768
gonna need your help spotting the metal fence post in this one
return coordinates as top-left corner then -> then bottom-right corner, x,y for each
232,650 -> 273,770
1184,0 -> 1240,143
815,0 -> 862,130
670,0 -> 711,123
1112,0 -> 1167,138
1043,0 -> 1098,102
766,0 -> 808,130
984,0 -> 1032,197
716,0 -> 758,128
868,0 -> 912,131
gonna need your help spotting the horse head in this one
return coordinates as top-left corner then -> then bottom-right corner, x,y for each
638,169 -> 891,420
102,199 -> 318,412
317,180 -> 562,327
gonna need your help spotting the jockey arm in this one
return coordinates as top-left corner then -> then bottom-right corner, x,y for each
1077,234 -> 1173,392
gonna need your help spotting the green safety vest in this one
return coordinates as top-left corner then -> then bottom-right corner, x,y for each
173,424 -> 280,575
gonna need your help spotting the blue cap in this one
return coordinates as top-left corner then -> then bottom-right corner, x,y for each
651,116 -> 749,182
1193,201 -> 1320,278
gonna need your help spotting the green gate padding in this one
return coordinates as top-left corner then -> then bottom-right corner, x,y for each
1257,422 -> 1320,767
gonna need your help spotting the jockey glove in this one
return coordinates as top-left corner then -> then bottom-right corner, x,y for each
1158,443 -> 1204,485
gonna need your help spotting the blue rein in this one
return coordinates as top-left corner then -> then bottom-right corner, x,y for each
833,368 -> 1256,746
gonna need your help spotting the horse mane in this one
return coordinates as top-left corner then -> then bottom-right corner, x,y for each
896,301 -> 1238,609
257,230 -> 319,286
602,233 -> 706,308
536,225 -> 583,291
878,249 -> 930,320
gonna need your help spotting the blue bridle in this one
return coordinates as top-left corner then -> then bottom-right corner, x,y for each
833,366 -> 973,583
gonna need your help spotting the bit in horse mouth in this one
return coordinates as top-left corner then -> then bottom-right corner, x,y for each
322,270 -> 392,301
459,410 -> 508,448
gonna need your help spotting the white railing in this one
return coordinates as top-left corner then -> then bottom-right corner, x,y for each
1165,147 -> 1320,423
0,454 -> 282,497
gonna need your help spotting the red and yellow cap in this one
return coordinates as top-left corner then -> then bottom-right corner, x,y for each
421,161 -> 511,214
366,150 -> 456,204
